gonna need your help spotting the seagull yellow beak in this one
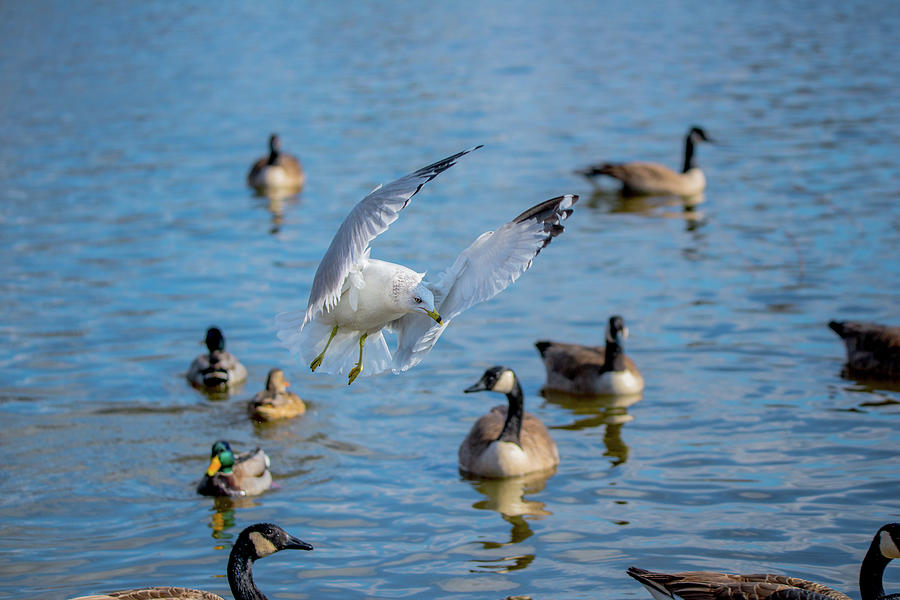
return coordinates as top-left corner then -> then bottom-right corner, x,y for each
206,455 -> 222,476
424,308 -> 443,325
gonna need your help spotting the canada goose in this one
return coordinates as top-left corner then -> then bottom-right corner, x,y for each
627,523 -> 900,600
579,126 -> 712,196
458,366 -> 559,478
197,440 -> 272,497
247,133 -> 305,192
187,327 -> 248,391
829,320 -> 900,380
71,522 -> 313,600
535,315 -> 644,396
248,368 -> 307,422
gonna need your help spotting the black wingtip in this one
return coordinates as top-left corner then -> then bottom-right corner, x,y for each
511,194 -> 579,254
412,145 -> 483,181
828,320 -> 844,336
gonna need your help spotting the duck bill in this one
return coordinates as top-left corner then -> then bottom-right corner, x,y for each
423,308 -> 443,325
206,455 -> 222,476
285,535 -> 314,551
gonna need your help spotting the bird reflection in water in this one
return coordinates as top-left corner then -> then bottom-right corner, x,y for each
542,388 -> 641,467
463,469 -> 555,573
252,187 -> 301,235
208,495 -> 258,540
586,188 -> 706,231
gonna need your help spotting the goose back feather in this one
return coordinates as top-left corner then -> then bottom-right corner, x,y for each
829,320 -> 900,379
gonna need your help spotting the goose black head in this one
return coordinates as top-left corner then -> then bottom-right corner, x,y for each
238,523 -> 313,560
465,366 -> 518,394
205,327 -> 226,353
606,315 -> 629,347
688,126 -> 713,144
206,440 -> 235,476
877,523 -> 900,559
268,134 -> 282,153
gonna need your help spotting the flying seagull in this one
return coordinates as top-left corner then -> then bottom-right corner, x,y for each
276,146 -> 578,384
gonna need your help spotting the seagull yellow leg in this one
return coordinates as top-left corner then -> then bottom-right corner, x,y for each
347,333 -> 368,385
310,325 -> 338,372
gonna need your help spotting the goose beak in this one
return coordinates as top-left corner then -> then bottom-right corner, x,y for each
285,535 -> 314,551
206,455 -> 222,476
464,380 -> 489,393
423,308 -> 443,325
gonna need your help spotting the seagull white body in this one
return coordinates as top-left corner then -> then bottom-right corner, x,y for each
276,147 -> 578,384
320,259 -> 419,332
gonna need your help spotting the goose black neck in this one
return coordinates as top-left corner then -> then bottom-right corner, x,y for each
682,134 -> 696,173
859,534 -> 891,600
603,339 -> 626,372
267,148 -> 280,166
497,380 -> 524,445
227,539 -> 267,600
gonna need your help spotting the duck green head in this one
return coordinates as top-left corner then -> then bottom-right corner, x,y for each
205,327 -> 226,353
206,440 -> 235,476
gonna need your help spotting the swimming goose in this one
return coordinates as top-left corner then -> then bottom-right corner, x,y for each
627,522 -> 900,600
535,315 -> 644,396
247,133 -> 305,192
71,522 -> 313,600
459,366 -> 559,478
579,126 -> 712,196
187,327 -> 248,391
829,320 -> 900,380
197,440 -> 272,497
248,368 -> 307,421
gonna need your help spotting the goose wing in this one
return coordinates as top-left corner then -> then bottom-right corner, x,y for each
71,588 -> 224,600
391,194 -> 578,372
301,146 -> 481,328
627,568 -> 850,600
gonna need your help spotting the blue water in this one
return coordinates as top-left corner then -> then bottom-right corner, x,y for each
1,2 -> 899,599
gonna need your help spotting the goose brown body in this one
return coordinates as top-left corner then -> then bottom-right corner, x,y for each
459,404 -> 559,477
627,569 -> 851,600
536,315 -> 644,396
247,134 -> 304,192
628,523 -> 900,600
580,126 -> 711,197
73,589 -> 223,600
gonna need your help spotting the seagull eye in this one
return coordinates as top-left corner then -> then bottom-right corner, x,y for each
414,297 -> 422,304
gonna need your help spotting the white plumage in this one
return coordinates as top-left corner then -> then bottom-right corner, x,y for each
276,147 -> 578,384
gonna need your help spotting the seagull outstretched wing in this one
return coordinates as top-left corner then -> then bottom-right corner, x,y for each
302,146 -> 482,328
391,194 -> 579,372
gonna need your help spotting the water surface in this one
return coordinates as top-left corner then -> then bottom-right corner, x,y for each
1,2 -> 899,599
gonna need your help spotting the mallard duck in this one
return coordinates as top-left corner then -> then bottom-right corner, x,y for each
829,320 -> 900,380
579,126 -> 712,196
247,133 -> 305,192
70,522 -> 313,600
248,368 -> 307,421
197,440 -> 272,497
535,315 -> 644,396
459,366 -> 559,478
627,523 -> 900,600
187,327 -> 248,391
